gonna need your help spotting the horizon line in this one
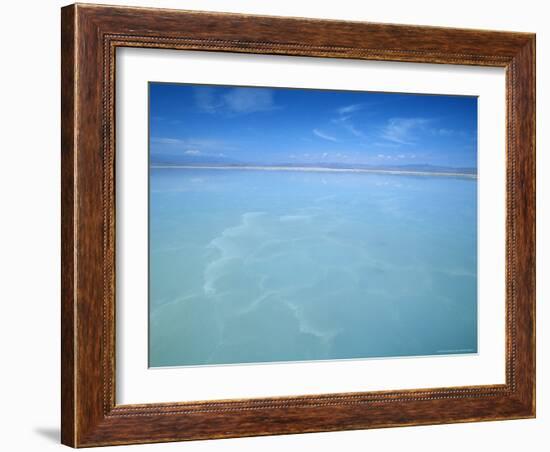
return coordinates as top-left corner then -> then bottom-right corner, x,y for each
150,164 -> 477,179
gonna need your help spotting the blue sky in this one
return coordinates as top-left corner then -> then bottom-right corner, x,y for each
150,83 -> 477,168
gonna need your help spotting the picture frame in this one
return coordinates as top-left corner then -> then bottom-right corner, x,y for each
61,3 -> 535,447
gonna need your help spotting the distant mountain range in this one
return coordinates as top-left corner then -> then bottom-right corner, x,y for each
273,162 -> 477,175
150,153 -> 476,176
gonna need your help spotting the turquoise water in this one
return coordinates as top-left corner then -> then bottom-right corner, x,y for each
148,168 -> 477,367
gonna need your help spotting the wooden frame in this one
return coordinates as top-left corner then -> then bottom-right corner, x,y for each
61,3 -> 535,447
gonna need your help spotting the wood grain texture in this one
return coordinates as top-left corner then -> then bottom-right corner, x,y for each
61,3 -> 536,447
60,5 -> 76,446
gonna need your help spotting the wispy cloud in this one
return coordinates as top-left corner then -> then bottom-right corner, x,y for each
434,128 -> 454,136
335,117 -> 365,138
152,137 -> 182,145
376,153 -> 413,160
184,149 -> 201,155
381,118 -> 430,145
337,104 -> 363,115
194,87 -> 277,114
223,88 -> 276,113
333,104 -> 366,138
313,129 -> 338,142
194,89 -> 223,113
151,137 -> 236,151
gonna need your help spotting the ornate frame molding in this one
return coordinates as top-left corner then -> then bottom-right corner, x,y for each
62,4 -> 535,447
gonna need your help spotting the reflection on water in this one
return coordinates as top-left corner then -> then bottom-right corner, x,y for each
149,168 -> 477,367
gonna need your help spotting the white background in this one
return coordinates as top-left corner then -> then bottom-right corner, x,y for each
0,0 -> 546,451
117,49 -> 506,404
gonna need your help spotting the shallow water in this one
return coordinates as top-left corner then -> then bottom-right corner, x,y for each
148,168 -> 477,367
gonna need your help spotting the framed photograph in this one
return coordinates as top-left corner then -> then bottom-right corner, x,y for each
61,3 -> 535,447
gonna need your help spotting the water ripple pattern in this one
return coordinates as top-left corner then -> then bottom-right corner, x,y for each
149,168 -> 477,367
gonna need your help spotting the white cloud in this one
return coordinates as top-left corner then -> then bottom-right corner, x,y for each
332,105 -> 366,138
184,149 -> 201,155
381,117 -> 430,145
151,137 -> 236,151
194,88 -> 223,113
223,88 -> 275,113
313,129 -> 338,142
375,152 -> 416,161
151,137 -> 182,145
337,104 -> 363,115
436,128 -> 454,136
348,124 -> 364,137
335,118 -> 364,138
195,87 -> 277,114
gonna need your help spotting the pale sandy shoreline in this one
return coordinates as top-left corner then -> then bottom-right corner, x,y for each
150,165 -> 477,179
